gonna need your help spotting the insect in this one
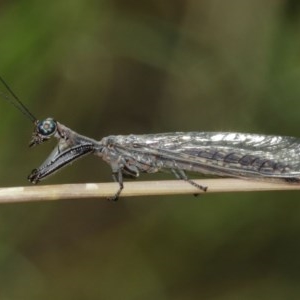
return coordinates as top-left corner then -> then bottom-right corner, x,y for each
1,76 -> 300,200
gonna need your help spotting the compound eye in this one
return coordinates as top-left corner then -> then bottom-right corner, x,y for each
37,118 -> 57,136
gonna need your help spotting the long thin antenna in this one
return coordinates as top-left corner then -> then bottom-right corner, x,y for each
0,75 -> 37,123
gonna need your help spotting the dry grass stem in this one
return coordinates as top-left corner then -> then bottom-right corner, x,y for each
0,178 -> 299,203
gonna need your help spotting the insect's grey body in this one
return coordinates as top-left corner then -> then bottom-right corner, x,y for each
1,75 -> 300,200
28,124 -> 300,200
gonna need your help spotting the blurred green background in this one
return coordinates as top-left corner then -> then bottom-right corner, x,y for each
0,0 -> 300,299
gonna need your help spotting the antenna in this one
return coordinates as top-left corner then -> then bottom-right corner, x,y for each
0,75 -> 37,123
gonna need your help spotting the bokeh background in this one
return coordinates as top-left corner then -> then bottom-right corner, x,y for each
0,1 -> 300,299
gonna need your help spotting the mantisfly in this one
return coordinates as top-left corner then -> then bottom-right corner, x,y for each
1,76 -> 300,200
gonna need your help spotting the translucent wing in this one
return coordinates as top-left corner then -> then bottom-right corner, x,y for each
110,132 -> 300,181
